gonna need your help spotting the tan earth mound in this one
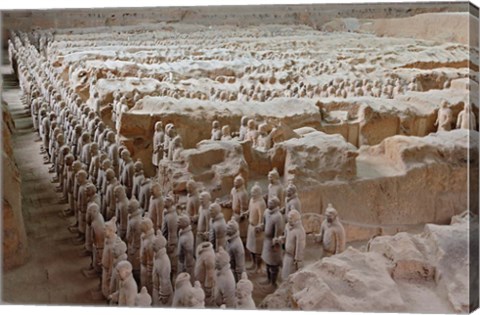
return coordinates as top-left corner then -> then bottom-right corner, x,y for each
323,12 -> 476,46
274,131 -> 358,187
261,212 -> 476,313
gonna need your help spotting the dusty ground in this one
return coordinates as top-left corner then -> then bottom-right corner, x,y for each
1,65 -> 104,305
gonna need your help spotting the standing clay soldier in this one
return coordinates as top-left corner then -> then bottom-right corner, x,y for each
209,202 -> 227,252
109,239 -> 129,305
104,169 -> 119,220
126,197 -> 143,282
314,204 -> 346,257
211,120 -> 222,140
284,183 -> 302,219
177,214 -> 195,278
101,217 -> 118,298
170,135 -> 184,161
195,242 -> 216,307
152,233 -> 173,306
238,116 -> 249,141
268,168 -> 284,208
109,261 -> 138,306
135,287 -> 152,307
256,123 -> 277,151
163,123 -> 176,159
221,125 -> 232,140
132,160 -> 145,201
97,158 -> 112,201
68,161 -> 83,231
226,219 -> 245,282
106,131 -> 119,176
456,103 -> 477,130
120,150 -> 134,198
80,132 -> 92,167
60,153 -> 74,205
140,217 -> 155,295
196,191 -> 211,246
173,273 -> 205,307
261,196 -> 284,290
214,247 -> 236,308
90,203 -> 105,275
75,170 -> 89,241
114,185 -> 129,240
162,195 -> 178,278
189,281 -> 206,308
138,178 -> 152,212
54,144 -> 70,188
246,183 -> 266,273
148,182 -> 164,232
152,121 -> 164,167
84,183 -> 101,256
186,180 -> 200,235
229,175 -> 249,242
88,143 -> 100,185
245,119 -> 258,145
235,272 -> 255,309
277,209 -> 306,280
434,100 -> 453,132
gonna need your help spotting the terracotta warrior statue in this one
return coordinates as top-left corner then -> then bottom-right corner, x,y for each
106,131 -> 119,176
314,203 -> 346,257
208,202 -> 227,252
135,286 -> 152,307
140,217 -> 155,295
177,214 -> 195,278
90,203 -> 105,275
109,238 -> 129,305
196,191 -> 211,247
147,182 -> 164,232
456,103 -> 477,130
138,177 -> 152,212
162,195 -> 178,279
132,160 -> 145,202
221,125 -> 232,140
214,246 -> 236,308
75,170 -> 89,242
260,196 -> 284,290
186,180 -> 200,236
245,119 -> 258,145
236,272 -> 255,309
277,209 -> 306,280
246,182 -> 265,273
226,219 -> 245,282
163,123 -> 176,159
284,183 -> 302,219
101,217 -> 118,298
126,197 -> 143,282
229,175 -> 249,243
114,185 -> 129,240
173,273 -> 205,308
434,100 -> 453,132
152,121 -> 164,167
194,242 -> 216,307
238,116 -> 249,141
84,183 -> 101,255
104,168 -> 119,220
152,232 -> 173,306
109,260 -> 138,306
88,143 -> 100,185
211,120 -> 222,141
268,168 -> 284,208
120,150 -> 134,198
